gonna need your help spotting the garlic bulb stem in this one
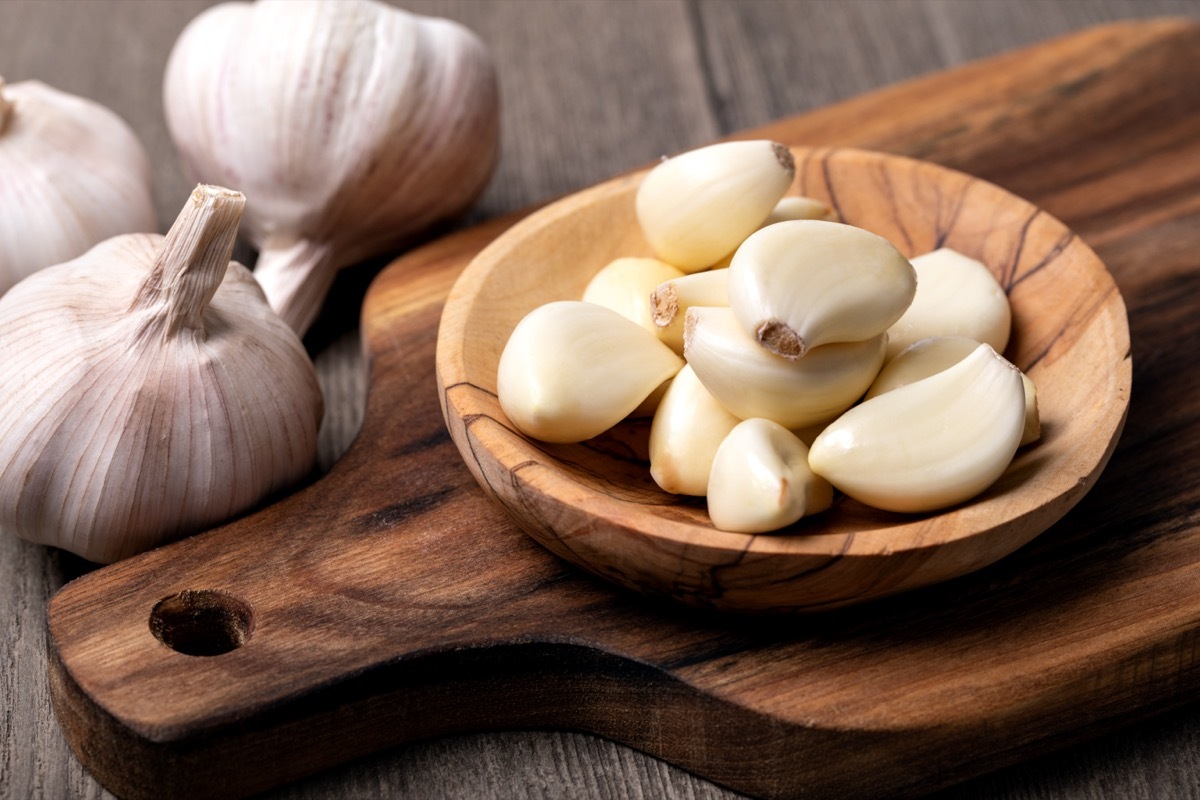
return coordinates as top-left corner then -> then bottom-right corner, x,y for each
132,186 -> 245,335
251,238 -> 337,334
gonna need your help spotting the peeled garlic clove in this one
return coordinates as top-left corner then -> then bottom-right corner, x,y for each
728,219 -> 917,359
649,365 -> 741,496
710,195 -> 838,269
764,195 -> 838,225
0,77 -> 156,295
885,247 -> 1011,359
707,418 -> 833,533
684,306 -> 886,430
164,0 -> 500,335
865,335 -> 980,399
0,186 -> 323,564
582,257 -> 684,333
650,268 -> 729,353
866,335 -> 1041,445
808,343 -> 1026,513
498,301 -> 684,443
1020,373 -> 1041,446
636,140 -> 795,272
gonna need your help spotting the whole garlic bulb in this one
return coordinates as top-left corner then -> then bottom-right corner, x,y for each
0,185 -> 323,564
163,0 -> 501,335
0,76 -> 156,295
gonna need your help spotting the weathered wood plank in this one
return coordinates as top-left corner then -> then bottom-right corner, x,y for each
4,2 -> 1200,800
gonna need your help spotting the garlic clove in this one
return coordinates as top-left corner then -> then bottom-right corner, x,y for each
498,300 -> 684,443
710,195 -> 839,269
0,77 -> 157,295
808,343 -> 1026,513
648,365 -> 741,496
636,140 -> 795,272
707,418 -> 833,533
650,268 -> 729,353
0,185 -> 323,564
866,335 -> 1041,445
727,219 -> 917,359
164,0 -> 501,335
764,195 -> 839,225
885,247 -> 1012,360
582,256 -> 685,333
865,335 -> 982,399
684,306 -> 886,430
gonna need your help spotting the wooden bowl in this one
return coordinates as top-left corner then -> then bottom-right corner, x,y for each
436,146 -> 1130,613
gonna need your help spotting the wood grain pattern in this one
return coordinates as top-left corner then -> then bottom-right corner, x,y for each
437,145 -> 1130,613
36,15 -> 1200,800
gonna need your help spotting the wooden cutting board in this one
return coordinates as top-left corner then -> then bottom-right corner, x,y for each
46,19 -> 1200,800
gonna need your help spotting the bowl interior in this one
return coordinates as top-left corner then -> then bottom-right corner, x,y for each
436,146 -> 1131,613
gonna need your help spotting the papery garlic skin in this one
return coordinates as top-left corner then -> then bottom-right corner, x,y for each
0,186 -> 322,564
707,418 -> 833,534
582,257 -> 684,333
808,343 -> 1025,513
498,301 -> 684,444
866,335 -> 1041,445
885,248 -> 1011,359
651,268 -> 729,353
684,306 -> 886,430
0,77 -> 156,295
636,140 -> 795,272
728,219 -> 917,359
649,365 -> 741,496
164,0 -> 500,335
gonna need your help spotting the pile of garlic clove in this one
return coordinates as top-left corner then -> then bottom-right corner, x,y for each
497,140 -> 1041,533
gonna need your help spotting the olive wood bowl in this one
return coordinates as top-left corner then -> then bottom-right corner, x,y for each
436,146 -> 1131,613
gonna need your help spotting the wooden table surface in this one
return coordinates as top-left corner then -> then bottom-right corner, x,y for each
3,1 -> 1199,798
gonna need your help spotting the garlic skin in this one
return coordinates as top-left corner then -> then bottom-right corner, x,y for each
885,247 -> 1011,359
0,186 -> 323,564
684,306 -> 887,430
808,343 -> 1025,513
0,77 -> 156,295
636,140 -> 795,272
650,268 -> 730,353
164,0 -> 500,335
582,257 -> 684,333
728,219 -> 917,359
649,365 -> 741,496
707,419 -> 833,534
498,301 -> 684,443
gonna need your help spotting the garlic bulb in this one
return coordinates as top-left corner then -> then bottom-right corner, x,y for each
0,185 -> 323,564
0,76 -> 156,295
164,0 -> 500,335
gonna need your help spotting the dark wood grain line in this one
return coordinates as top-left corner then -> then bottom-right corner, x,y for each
1010,230 -> 1076,290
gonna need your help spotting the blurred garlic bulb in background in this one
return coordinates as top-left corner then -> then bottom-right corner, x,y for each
0,76 -> 156,295
163,0 -> 501,335
0,186 -> 323,564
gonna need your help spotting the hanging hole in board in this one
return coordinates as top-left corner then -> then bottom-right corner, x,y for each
149,589 -> 255,657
